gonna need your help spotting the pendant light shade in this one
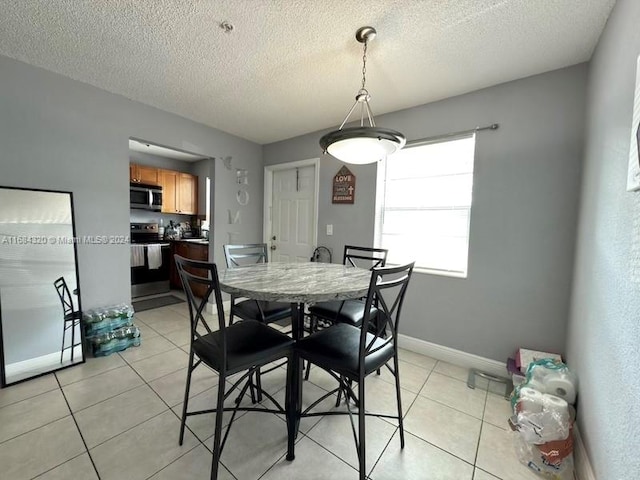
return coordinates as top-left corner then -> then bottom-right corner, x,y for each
320,26 -> 406,165
320,127 -> 406,165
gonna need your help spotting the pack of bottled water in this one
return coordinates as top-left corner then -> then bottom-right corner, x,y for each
87,324 -> 141,357
83,303 -> 135,337
83,303 -> 141,356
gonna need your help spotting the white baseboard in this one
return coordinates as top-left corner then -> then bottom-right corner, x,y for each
574,424 -> 596,480
397,334 -> 508,378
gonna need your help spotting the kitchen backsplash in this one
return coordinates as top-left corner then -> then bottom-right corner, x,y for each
129,209 -> 194,227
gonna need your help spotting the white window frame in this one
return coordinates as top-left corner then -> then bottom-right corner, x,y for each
374,133 -> 476,278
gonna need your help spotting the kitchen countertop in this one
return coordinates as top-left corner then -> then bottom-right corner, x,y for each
168,238 -> 209,245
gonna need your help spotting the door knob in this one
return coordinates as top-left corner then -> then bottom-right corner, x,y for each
270,245 -> 276,250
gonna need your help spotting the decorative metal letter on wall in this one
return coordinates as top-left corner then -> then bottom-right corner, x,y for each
332,166 -> 356,204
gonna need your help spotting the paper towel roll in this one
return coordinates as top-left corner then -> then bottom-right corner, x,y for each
530,365 -> 550,381
518,387 -> 544,413
542,394 -> 569,415
543,374 -> 577,404
520,386 -> 542,398
518,397 -> 544,414
525,378 -> 546,393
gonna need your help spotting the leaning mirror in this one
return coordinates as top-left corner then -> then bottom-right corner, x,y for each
0,186 -> 84,386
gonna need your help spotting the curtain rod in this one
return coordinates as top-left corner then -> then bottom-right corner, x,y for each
407,123 -> 499,147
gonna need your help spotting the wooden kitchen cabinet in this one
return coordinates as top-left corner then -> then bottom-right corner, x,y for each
170,241 -> 209,297
159,170 -> 198,215
179,173 -> 197,214
160,170 -> 178,214
130,164 -> 160,185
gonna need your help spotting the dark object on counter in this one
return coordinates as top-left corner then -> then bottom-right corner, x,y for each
164,220 -> 180,240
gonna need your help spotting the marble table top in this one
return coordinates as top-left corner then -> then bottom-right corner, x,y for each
218,262 -> 372,304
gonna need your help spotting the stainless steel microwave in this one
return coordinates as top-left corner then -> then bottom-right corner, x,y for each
130,183 -> 162,211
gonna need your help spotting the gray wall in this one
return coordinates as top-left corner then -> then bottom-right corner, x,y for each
0,55 -> 263,310
129,150 -> 197,174
265,64 -> 587,361
566,0 -> 640,478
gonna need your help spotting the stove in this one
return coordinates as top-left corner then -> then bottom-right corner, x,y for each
130,223 -> 171,298
130,222 -> 166,244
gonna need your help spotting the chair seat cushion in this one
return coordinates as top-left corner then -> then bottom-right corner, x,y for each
233,299 -> 291,324
296,323 -> 394,381
193,320 -> 293,374
308,299 -> 377,327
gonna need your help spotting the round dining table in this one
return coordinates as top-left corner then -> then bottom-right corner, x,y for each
218,261 -> 372,460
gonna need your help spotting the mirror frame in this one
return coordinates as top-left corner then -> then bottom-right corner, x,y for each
0,185 -> 85,387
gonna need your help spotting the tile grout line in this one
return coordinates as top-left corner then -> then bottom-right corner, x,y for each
472,388 -> 490,469
56,362 -> 124,388
0,384 -> 60,410
117,329 -> 243,480
367,422 -> 400,478
63,367 -> 147,415
26,305 -> 490,480
30,451 -> 92,479
0,389 -> 71,446
80,346 -> 210,480
114,350 -> 206,445
377,367 -> 482,469
54,374 -> 102,480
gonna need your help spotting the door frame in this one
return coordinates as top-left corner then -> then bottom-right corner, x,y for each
263,158 -> 320,257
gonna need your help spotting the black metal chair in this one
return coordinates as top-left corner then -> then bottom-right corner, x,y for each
296,262 -> 414,480
175,255 -> 295,480
223,244 -> 294,401
307,245 -> 388,330
305,246 -> 388,381
54,277 -> 82,363
223,244 -> 292,327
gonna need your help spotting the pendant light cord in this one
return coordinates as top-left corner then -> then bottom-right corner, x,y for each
361,40 -> 368,90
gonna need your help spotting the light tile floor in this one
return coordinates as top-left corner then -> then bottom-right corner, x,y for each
0,303 -> 541,480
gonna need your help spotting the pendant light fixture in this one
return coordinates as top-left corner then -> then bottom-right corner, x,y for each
319,26 -> 406,165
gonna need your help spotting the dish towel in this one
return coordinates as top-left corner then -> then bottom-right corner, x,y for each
130,245 -> 145,267
147,244 -> 163,270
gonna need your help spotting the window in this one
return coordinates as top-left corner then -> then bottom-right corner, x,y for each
374,134 -> 476,277
201,177 -> 211,234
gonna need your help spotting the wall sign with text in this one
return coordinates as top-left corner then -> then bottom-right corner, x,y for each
332,166 -> 356,204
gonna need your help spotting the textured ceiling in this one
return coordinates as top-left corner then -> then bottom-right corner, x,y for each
0,0 -> 615,144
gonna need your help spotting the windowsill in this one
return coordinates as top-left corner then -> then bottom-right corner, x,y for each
413,267 -> 467,279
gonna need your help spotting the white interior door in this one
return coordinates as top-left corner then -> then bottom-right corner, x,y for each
268,164 -> 317,262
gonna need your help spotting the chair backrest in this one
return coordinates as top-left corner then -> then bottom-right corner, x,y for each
54,277 -> 75,316
174,255 -> 229,363
223,244 -> 269,268
343,245 -> 388,270
310,246 -> 332,263
358,262 -> 414,370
